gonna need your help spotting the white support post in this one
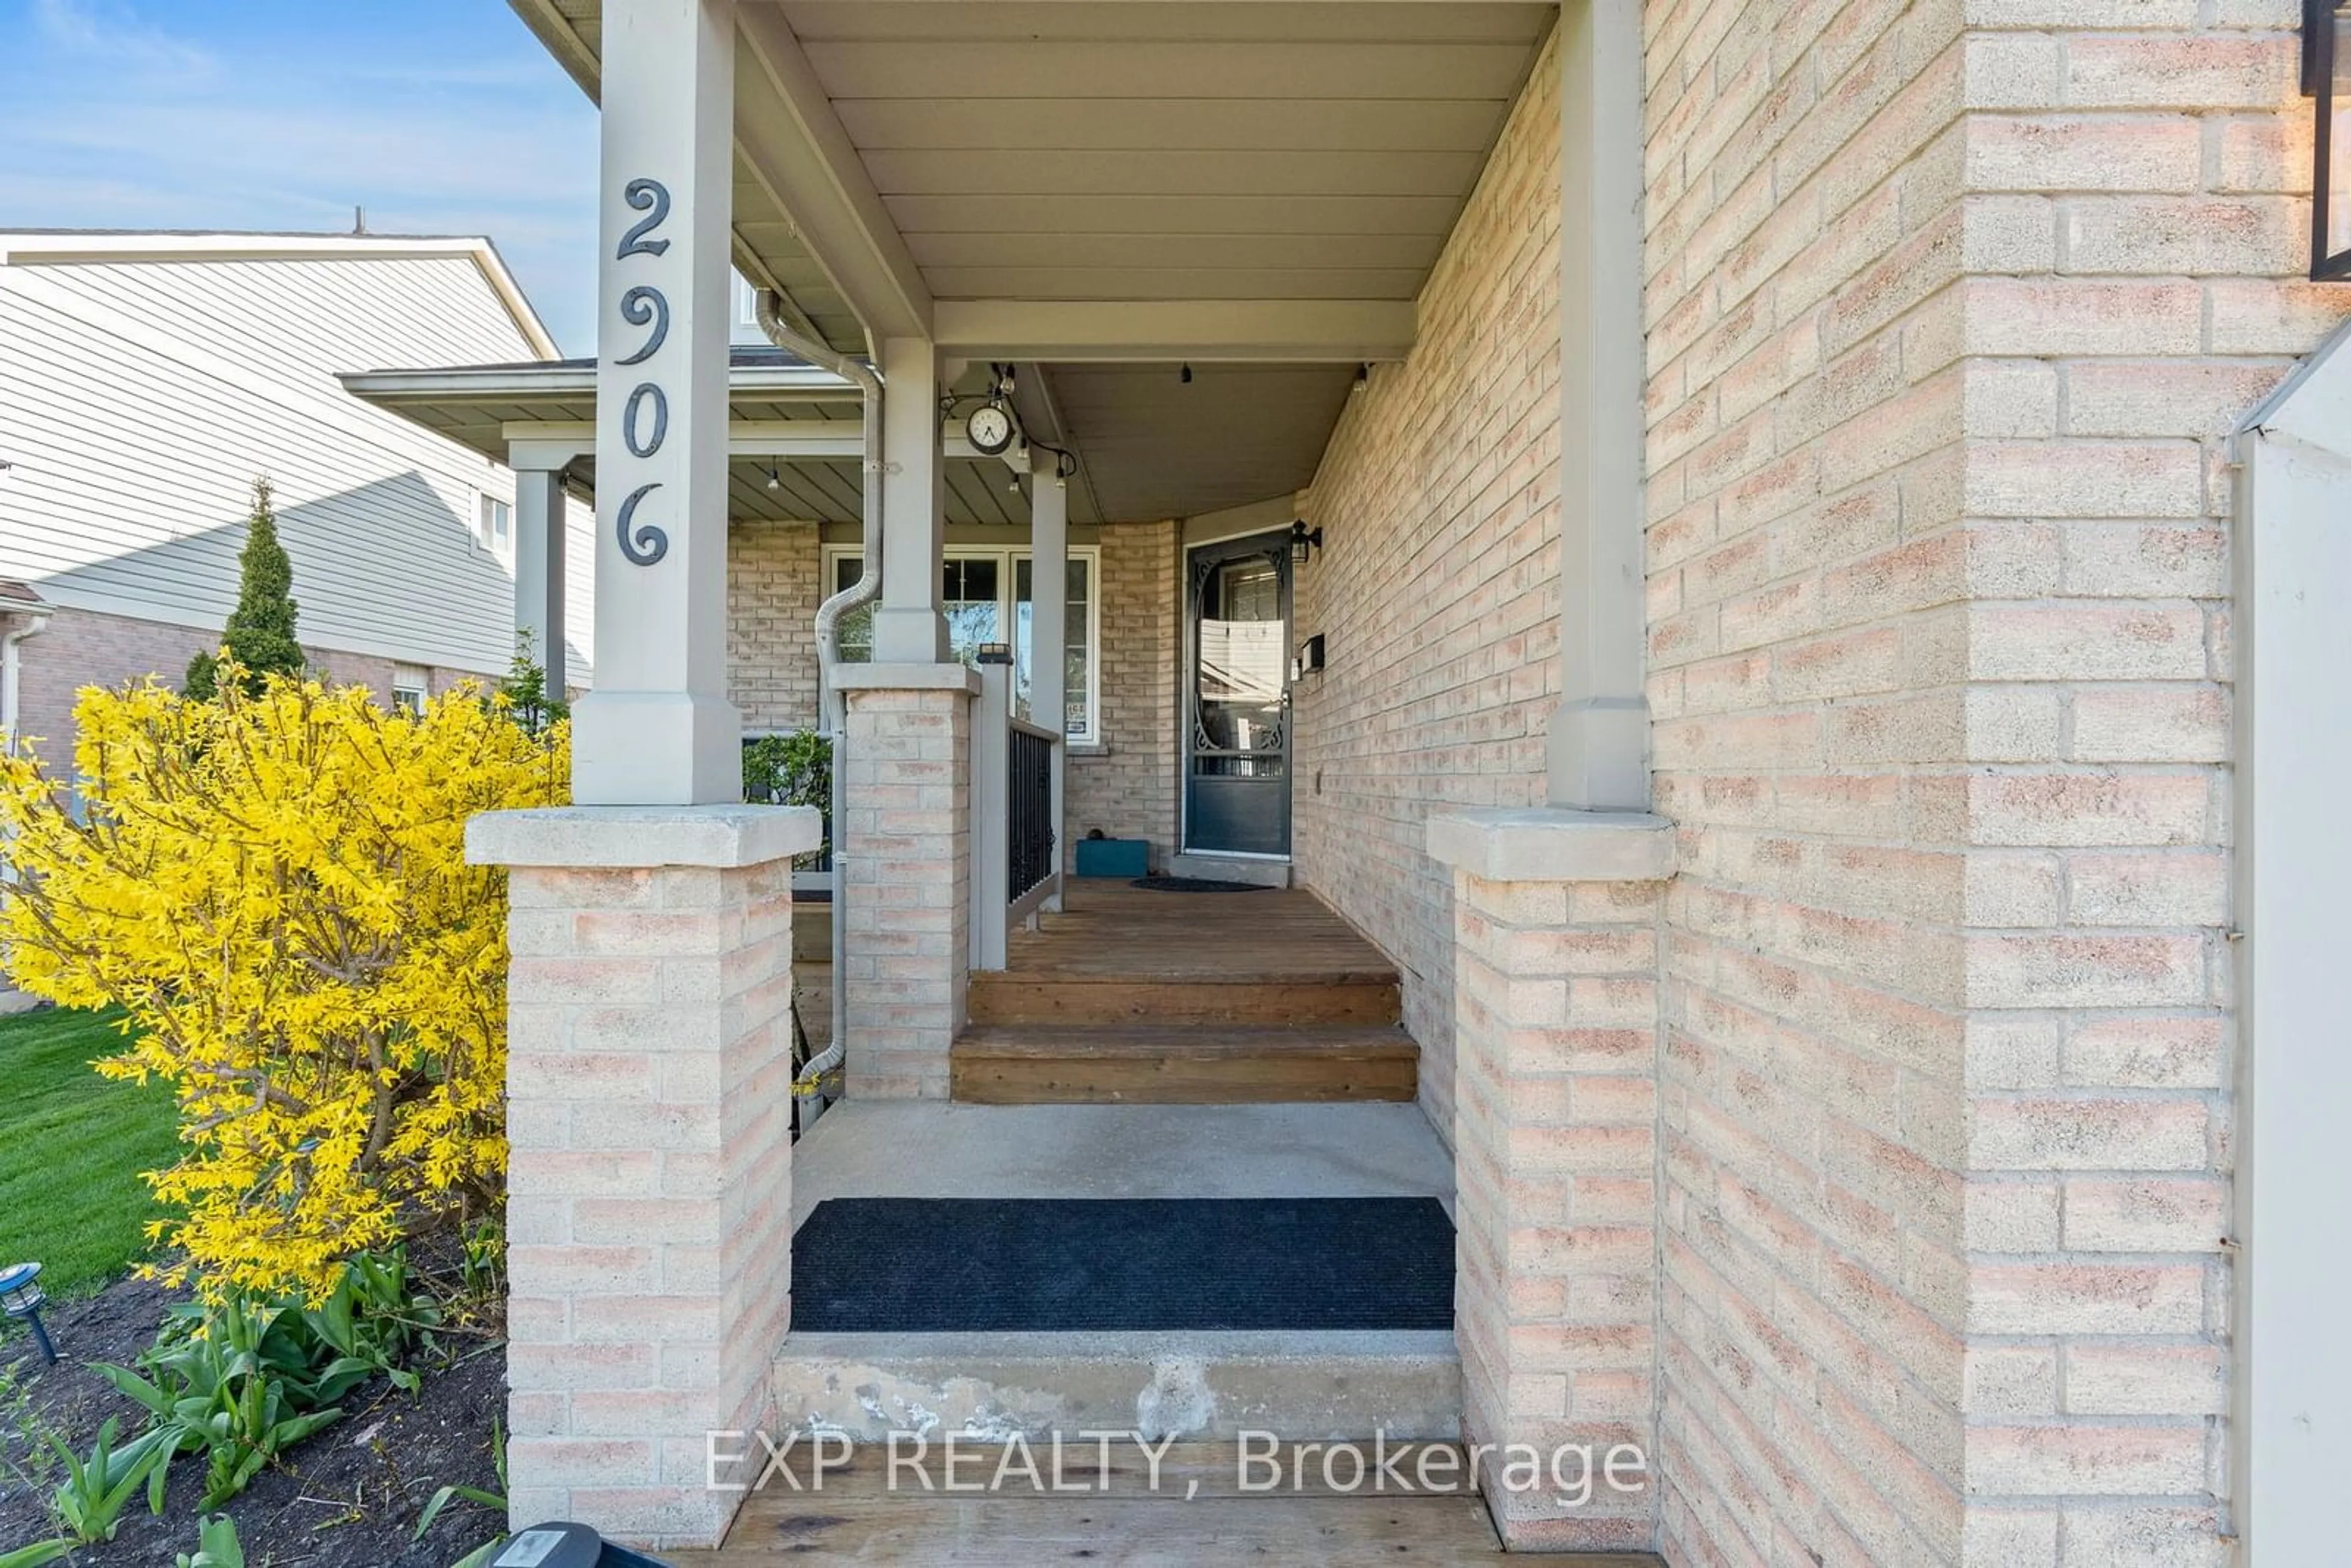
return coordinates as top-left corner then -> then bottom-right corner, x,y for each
512,466 -> 568,689
871,336 -> 948,663
1545,0 -> 1649,812
571,0 -> 740,805
971,661 -> 1012,970
1029,472 -> 1069,902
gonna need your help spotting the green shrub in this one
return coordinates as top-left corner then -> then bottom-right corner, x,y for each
742,729 -> 832,868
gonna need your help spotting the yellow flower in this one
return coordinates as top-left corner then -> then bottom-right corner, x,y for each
0,666 -> 564,1302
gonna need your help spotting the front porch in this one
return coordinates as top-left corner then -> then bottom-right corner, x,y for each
435,0 -> 1671,1555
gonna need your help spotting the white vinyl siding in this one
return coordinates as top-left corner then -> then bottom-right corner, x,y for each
0,252 -> 593,685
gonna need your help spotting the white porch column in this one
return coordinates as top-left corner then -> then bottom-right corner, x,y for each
1545,0 -> 1649,812
870,336 -> 948,663
572,0 -> 740,805
512,465 -> 568,689
1029,471 -> 1068,891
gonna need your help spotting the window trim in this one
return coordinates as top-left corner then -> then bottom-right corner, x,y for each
390,662 -> 430,716
821,542 -> 1103,747
476,490 -> 513,562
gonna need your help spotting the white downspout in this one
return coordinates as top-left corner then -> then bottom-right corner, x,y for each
1,606 -> 51,759
752,290 -> 880,1126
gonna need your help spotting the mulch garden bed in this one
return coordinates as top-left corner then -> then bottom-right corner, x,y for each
0,1276 -> 506,1568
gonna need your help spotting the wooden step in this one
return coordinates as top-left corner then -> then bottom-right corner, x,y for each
966,973 -> 1402,1027
952,1024 -> 1417,1104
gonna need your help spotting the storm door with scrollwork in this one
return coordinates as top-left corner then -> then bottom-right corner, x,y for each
1183,531 -> 1292,857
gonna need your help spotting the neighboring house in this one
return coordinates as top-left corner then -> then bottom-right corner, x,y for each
337,1 -> 2350,1563
0,231 -> 595,765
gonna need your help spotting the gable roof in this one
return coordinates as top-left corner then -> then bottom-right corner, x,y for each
0,230 -> 560,361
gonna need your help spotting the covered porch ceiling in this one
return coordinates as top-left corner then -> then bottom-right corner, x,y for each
506,0 -> 1556,522
340,351 -> 1044,527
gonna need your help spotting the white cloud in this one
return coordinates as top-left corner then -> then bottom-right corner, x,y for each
30,0 -> 216,81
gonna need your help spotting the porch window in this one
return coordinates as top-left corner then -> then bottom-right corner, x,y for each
824,546 -> 1099,746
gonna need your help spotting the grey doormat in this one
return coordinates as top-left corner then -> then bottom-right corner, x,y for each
1129,876 -> 1268,893
790,1196 -> 1454,1332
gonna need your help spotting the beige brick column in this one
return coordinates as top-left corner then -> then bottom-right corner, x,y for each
1430,807 -> 1676,1554
835,665 -> 978,1098
467,804 -> 818,1550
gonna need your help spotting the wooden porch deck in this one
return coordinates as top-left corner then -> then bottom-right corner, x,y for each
954,880 -> 1419,1105
1000,879 -> 1397,981
662,1447 -> 1663,1565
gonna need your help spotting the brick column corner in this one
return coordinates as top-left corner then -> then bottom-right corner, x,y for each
1428,807 -> 1676,1554
466,803 -> 820,1550
834,664 -> 980,1099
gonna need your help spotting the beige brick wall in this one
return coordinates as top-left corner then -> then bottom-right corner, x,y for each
1066,519 -> 1179,867
8,601 -> 494,771
1643,0 -> 2334,1561
1948,5 -> 2315,1560
500,854 -> 796,1550
840,685 -> 972,1098
1452,866 -> 1667,1552
1643,0 -> 1978,1554
728,520 -> 823,735
1292,28 -> 1564,1146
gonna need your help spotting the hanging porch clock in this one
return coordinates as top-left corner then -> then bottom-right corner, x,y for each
965,402 -> 1015,457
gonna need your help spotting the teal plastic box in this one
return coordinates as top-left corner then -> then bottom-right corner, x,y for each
1074,838 -> 1149,878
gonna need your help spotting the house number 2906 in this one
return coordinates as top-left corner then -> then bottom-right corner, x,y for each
612,177 -> 671,566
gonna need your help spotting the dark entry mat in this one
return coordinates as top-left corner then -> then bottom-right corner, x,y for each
1128,876 -> 1268,893
790,1197 -> 1454,1332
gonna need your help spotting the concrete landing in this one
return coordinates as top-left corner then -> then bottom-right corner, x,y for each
790,1100 -> 1454,1229
781,1101 -> 1461,1444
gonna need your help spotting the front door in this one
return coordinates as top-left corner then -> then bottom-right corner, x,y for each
1184,531 -> 1292,857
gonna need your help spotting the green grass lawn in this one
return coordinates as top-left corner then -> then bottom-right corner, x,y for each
0,1006 -> 181,1297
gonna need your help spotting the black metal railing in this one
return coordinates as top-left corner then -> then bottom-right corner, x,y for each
1008,724 -> 1056,900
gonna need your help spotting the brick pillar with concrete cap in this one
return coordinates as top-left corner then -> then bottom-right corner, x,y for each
1428,807 -> 1676,1552
467,0 -> 797,1547
468,804 -> 818,1549
835,662 -> 981,1098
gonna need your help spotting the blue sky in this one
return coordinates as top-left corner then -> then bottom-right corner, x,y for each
0,0 -> 601,351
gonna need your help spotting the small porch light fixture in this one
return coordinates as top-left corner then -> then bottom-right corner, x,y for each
975,641 -> 1013,666
2308,0 -> 2351,279
0,1261 -> 56,1364
1289,520 -> 1323,566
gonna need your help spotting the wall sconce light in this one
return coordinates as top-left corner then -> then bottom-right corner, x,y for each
975,642 -> 1013,666
0,1261 -> 56,1364
1290,520 -> 1323,566
2308,0 -> 2351,279
1294,633 -> 1327,680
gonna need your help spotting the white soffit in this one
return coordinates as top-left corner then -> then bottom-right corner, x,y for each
778,1 -> 1552,307
507,1 -> 1558,519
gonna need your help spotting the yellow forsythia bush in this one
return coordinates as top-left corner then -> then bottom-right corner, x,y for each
0,669 -> 566,1301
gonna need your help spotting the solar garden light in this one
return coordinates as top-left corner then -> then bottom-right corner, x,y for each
0,1262 -> 56,1365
